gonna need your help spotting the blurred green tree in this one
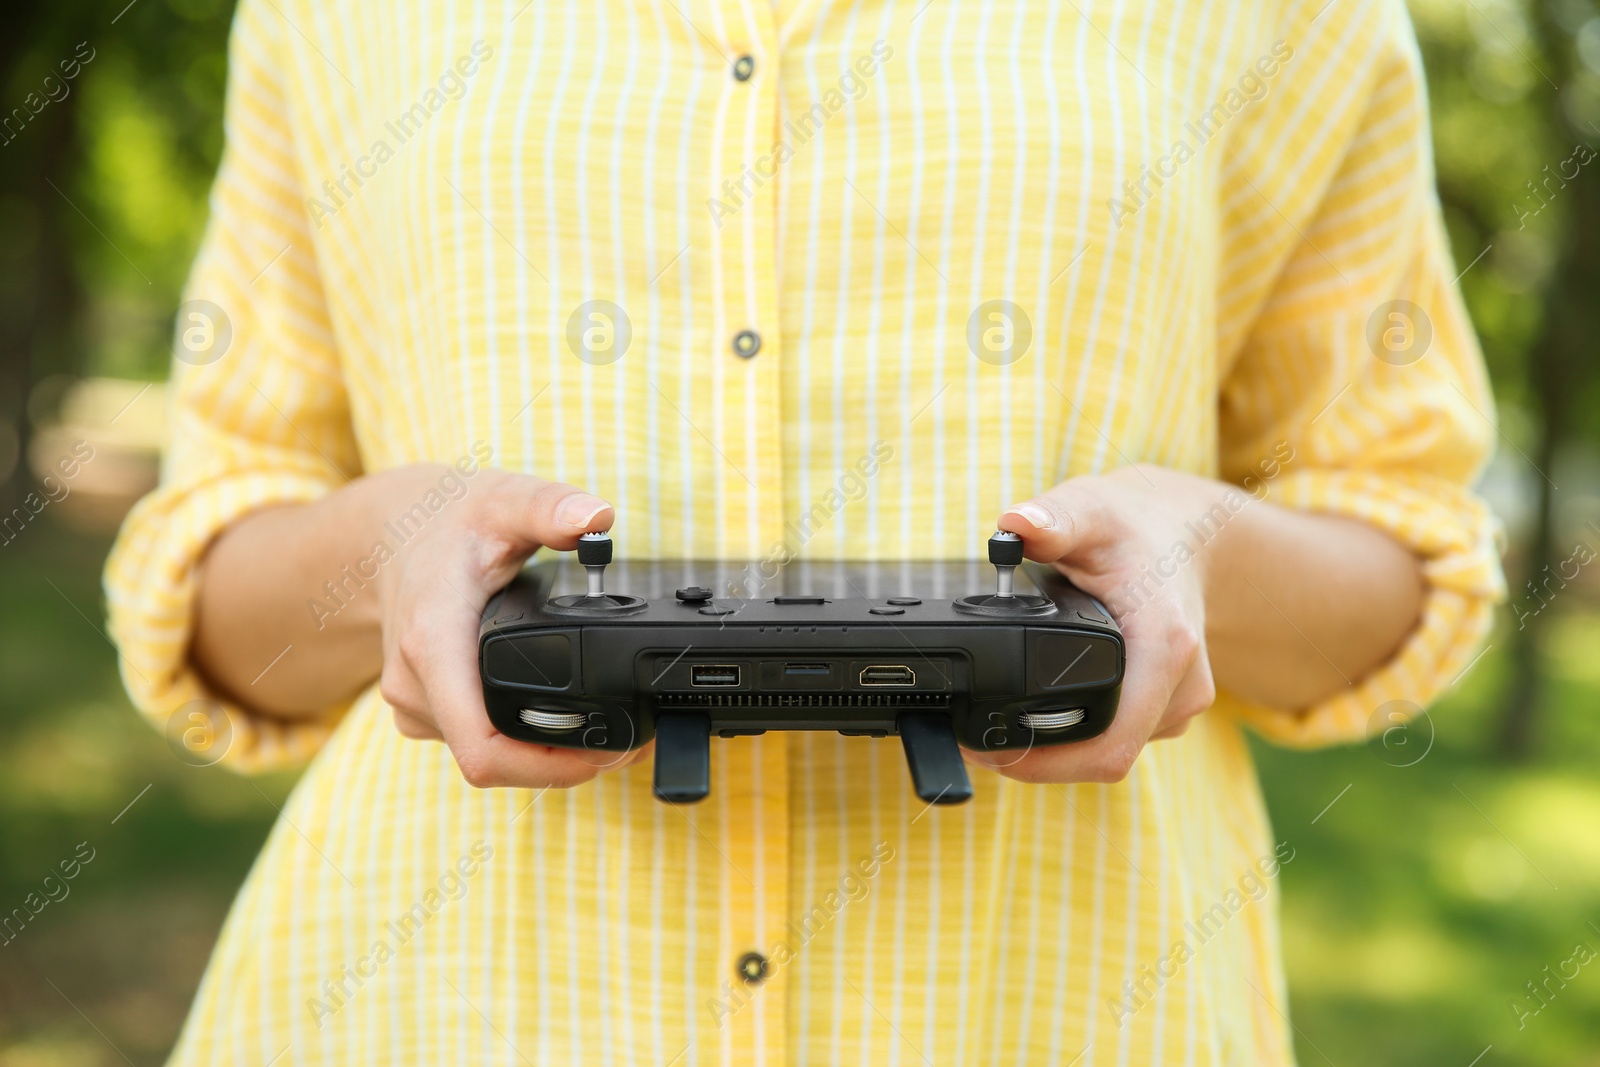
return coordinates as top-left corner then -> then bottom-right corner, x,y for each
1416,0 -> 1600,755
3,0 -> 1598,756
0,0 -> 233,513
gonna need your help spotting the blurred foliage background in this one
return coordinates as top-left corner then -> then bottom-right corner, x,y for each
3,0 -> 1600,1063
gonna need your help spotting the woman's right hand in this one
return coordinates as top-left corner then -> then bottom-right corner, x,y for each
369,464 -> 649,789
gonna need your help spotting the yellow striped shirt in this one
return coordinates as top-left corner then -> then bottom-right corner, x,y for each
105,0 -> 1503,1062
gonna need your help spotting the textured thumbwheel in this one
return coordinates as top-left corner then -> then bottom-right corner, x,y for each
576,531 -> 614,566
988,531 -> 1025,567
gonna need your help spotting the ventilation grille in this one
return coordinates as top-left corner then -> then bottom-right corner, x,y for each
656,692 -> 950,710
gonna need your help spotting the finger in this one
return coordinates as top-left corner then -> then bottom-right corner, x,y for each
393,708 -> 445,740
997,481 -> 1111,564
418,594 -> 617,789
378,649 -> 427,717
575,740 -> 655,773
1150,645 -> 1215,738
480,475 -> 614,555
973,610 -> 1183,784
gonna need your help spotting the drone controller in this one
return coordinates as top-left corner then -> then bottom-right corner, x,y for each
479,532 -> 1124,805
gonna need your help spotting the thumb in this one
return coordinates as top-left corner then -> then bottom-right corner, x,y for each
997,486 -> 1094,563
480,474 -> 614,555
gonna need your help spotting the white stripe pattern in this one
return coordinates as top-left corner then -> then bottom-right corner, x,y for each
105,0 -> 1503,1063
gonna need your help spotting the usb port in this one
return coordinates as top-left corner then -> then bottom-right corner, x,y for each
859,665 -> 915,686
784,663 -> 831,677
690,664 -> 741,687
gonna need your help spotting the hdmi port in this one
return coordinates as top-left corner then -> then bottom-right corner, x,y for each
859,665 -> 915,687
690,664 -> 741,687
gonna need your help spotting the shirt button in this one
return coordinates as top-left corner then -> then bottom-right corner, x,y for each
732,329 -> 762,358
737,951 -> 770,984
732,55 -> 755,81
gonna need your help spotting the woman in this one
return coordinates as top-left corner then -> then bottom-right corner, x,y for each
107,0 -> 1501,1062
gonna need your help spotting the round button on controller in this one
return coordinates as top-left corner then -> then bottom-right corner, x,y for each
675,586 -> 713,604
886,597 -> 921,606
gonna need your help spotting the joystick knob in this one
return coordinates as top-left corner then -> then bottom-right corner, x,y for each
577,531 -> 613,597
544,531 -> 645,617
988,531 -> 1024,598
952,533 -> 1055,617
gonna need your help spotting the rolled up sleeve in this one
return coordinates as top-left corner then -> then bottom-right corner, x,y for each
103,0 -> 360,772
1213,0 -> 1505,746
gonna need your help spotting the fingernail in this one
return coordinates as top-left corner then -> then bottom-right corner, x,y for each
556,493 -> 610,530
1004,502 -> 1056,531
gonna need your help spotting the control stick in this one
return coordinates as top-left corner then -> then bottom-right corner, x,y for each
951,530 -> 1056,617
989,531 -> 1024,598
577,531 -> 613,597
543,530 -> 645,617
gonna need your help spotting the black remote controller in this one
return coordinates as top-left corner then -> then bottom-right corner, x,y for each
479,532 -> 1124,805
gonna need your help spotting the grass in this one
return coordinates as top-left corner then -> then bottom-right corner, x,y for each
1,518 -> 1596,1065
0,520 -> 295,1067
1254,615 -> 1600,1066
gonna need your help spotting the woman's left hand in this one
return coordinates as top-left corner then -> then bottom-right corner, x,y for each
965,465 -> 1220,784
